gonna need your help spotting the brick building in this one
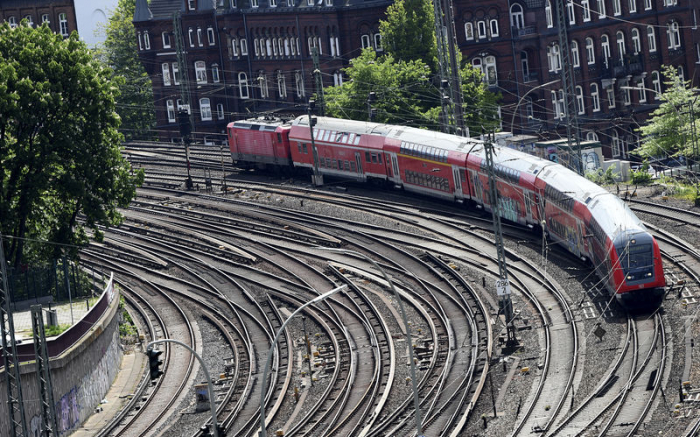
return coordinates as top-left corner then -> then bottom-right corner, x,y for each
0,0 -> 78,37
135,0 -> 696,159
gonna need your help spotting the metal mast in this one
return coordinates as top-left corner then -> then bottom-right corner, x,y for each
174,11 -> 195,189
554,0 -> 583,174
0,235 -> 28,437
432,0 -> 454,134
312,48 -> 325,116
31,305 -> 58,436
484,135 -> 517,344
441,0 -> 466,136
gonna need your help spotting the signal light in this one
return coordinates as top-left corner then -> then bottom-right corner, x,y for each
147,348 -> 164,381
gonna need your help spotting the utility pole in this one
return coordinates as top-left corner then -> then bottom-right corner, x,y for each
368,92 -> 377,121
441,0 -> 466,136
484,133 -> 517,346
553,0 -> 583,174
311,48 -> 325,116
31,305 -> 58,437
307,101 -> 323,186
432,0 -> 453,134
174,11 -> 195,189
0,234 -> 28,437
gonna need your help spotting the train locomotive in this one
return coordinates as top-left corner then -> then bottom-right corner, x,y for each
228,116 -> 666,308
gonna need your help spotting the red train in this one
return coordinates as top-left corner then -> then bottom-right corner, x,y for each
228,116 -> 666,308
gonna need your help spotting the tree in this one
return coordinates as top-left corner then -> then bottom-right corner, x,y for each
324,49 -> 439,127
379,0 -> 438,71
0,22 -> 144,268
636,65 -> 699,162
95,0 -> 156,141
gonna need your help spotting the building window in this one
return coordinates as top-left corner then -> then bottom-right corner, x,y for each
167,100 -> 176,123
477,21 -> 487,39
195,61 -> 207,84
611,130 -> 621,157
207,27 -> 215,45
239,72 -> 249,99
586,37 -> 595,64
189,28 -> 194,47
664,0 -> 677,6
510,4 -> 524,29
567,0 -> 576,24
271,0 -> 278,6
228,36 -> 238,58
188,0 -> 196,10
629,0 -> 637,13
333,70 -> 343,86
137,32 -> 143,50
231,0 -> 237,7
212,64 -> 220,83
143,31 -> 150,49
644,0 -> 652,8
616,31 -> 625,61
258,71 -> 269,98
571,40 -> 580,67
217,104 -> 225,120
277,71 -> 287,97
601,34 -> 611,67
582,0 -> 591,21
546,1 -> 553,27
598,0 -> 606,18
591,83 -> 600,111
613,0 -> 621,15
548,44 -> 562,72
374,33 -> 383,50
647,26 -> 656,52
638,79 -> 647,103
197,27 -> 203,46
326,0 -> 333,5
631,28 -> 641,54
41,14 -> 49,24
240,38 -> 248,55
552,90 -> 561,119
651,70 -> 661,98
172,63 -> 180,85
490,19 -> 499,37
677,65 -> 685,82
465,23 -> 474,40
24,15 -> 33,27
200,98 -> 212,121
162,63 -> 171,86
59,13 -> 68,36
576,86 -> 585,114
162,32 -> 171,48
7,16 -> 16,28
587,131 -> 599,141
668,22 -> 681,49
295,71 -> 305,97
521,51 -> 530,79
361,34 -> 371,48
623,83 -> 631,105
607,86 -> 615,108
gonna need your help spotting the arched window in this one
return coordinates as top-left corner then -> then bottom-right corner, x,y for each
637,78 -> 647,103
631,28 -> 641,54
590,83 -> 600,111
7,16 -> 17,28
195,61 -> 207,84
601,34 -> 611,66
571,40 -> 580,67
548,44 -> 562,71
477,21 -> 487,39
143,31 -> 150,49
333,70 -> 343,86
166,100 -> 176,123
472,55 -> 498,86
520,51 -> 530,79
490,19 -> 499,37
616,31 -> 626,61
586,37 -> 596,64
576,86 -> 585,114
295,71 -> 305,97
647,26 -> 656,52
611,129 -> 622,157
465,22 -> 474,40
361,34 -> 371,48
238,72 -> 249,99
651,70 -> 661,98
668,21 -> 681,49
162,63 -> 172,86
197,27 -> 203,46
212,64 -> 220,83
277,71 -> 287,98
545,1 -> 553,27
258,71 -> 269,98
199,98 -> 212,121
510,4 -> 524,29
586,131 -> 599,141
374,33 -> 383,50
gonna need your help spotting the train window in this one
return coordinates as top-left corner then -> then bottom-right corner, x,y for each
378,154 -> 382,164
277,133 -> 282,143
350,161 -> 357,172
302,143 -> 308,154
344,160 -> 350,171
355,135 -> 361,145
365,151 -> 371,162
323,131 -> 330,142
371,153 -> 377,164
297,143 -> 302,153
332,160 -> 338,169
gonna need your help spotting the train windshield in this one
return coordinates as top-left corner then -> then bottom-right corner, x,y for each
616,243 -> 654,281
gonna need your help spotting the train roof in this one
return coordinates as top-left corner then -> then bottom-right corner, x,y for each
386,125 -> 482,153
294,115 -> 395,137
233,117 -> 290,132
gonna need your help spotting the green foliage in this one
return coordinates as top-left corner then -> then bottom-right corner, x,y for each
45,324 -> 70,337
118,296 -> 138,338
461,64 -> 501,136
586,167 -> 618,185
94,0 -> 156,140
325,49 -> 439,127
636,65 -> 700,161
630,162 -> 653,184
379,0 -> 438,71
0,22 -> 144,268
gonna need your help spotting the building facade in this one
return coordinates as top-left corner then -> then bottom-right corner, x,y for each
136,0 -> 699,158
0,0 -> 78,37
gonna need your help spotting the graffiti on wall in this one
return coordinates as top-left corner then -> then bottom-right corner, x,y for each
56,387 -> 80,433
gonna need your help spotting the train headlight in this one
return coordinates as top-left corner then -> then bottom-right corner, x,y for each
627,275 -> 633,280
647,272 -> 652,277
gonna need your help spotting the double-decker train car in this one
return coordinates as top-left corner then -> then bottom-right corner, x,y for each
227,116 -> 666,307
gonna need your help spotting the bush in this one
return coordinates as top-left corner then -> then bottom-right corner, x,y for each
630,169 -> 653,184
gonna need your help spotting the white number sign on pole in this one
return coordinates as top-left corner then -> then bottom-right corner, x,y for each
496,278 -> 511,296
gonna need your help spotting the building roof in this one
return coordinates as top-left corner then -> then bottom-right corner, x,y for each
134,0 -> 154,22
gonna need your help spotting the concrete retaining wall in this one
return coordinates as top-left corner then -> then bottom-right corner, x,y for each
0,277 -> 122,436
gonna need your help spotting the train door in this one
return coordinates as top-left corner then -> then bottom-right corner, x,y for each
355,152 -> 364,179
389,154 -> 401,184
452,166 -> 463,200
523,191 -> 534,224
